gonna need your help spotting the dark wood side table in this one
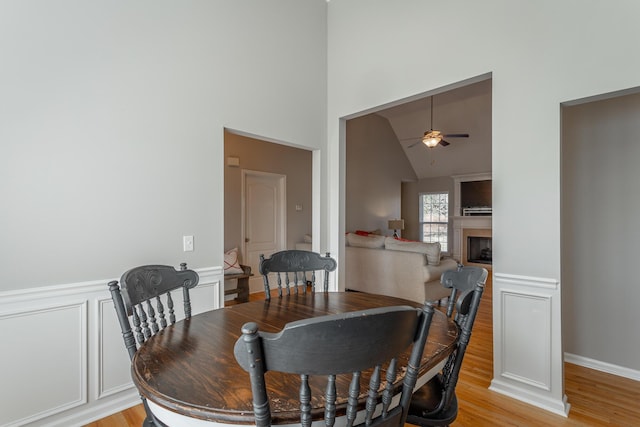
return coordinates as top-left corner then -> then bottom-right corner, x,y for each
131,292 -> 458,426
223,264 -> 252,303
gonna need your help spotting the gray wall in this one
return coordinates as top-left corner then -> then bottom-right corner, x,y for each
346,114 -> 417,234
0,0 -> 327,291
562,92 -> 640,370
224,132 -> 312,257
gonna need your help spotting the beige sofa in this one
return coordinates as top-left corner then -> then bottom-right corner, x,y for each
344,234 -> 459,303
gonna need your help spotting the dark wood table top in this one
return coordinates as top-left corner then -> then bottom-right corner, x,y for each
132,292 -> 458,425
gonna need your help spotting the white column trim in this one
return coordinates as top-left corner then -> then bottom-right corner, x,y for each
490,271 -> 570,417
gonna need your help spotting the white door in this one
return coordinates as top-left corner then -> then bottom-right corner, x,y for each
242,171 -> 286,291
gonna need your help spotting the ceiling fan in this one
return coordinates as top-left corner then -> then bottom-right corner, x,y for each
403,96 -> 469,148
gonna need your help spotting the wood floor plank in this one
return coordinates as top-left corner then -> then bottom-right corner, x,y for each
87,277 -> 640,426
83,405 -> 145,427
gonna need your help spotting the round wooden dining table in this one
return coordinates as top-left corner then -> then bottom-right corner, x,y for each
131,292 -> 458,427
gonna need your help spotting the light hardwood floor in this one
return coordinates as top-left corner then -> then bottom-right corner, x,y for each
86,277 -> 640,426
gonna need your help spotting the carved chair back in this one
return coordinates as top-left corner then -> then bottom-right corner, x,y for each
406,266 -> 487,426
234,303 -> 435,427
108,263 -> 199,359
259,250 -> 337,300
107,263 -> 199,427
441,266 -> 488,325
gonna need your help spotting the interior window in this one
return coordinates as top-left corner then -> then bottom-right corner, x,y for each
419,192 -> 449,252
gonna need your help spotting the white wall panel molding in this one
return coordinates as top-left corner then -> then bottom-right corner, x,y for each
490,272 -> 570,417
493,272 -> 559,290
0,279 -> 107,306
0,265 -> 223,427
565,353 -> 640,382
0,301 -> 88,427
498,290 -> 552,390
0,266 -> 223,306
96,297 -> 134,400
192,266 -> 223,311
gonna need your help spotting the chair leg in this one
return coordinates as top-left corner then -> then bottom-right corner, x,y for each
142,415 -> 168,427
141,397 -> 168,427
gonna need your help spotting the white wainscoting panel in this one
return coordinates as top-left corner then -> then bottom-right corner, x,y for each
0,265 -> 222,427
490,272 -> 570,417
0,301 -> 87,427
500,290 -> 551,390
98,298 -> 136,399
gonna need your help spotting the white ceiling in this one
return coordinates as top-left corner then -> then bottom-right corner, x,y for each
375,78 -> 492,180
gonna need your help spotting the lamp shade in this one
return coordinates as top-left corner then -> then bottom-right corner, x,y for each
388,219 -> 405,231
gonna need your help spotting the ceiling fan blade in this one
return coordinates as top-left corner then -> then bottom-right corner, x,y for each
443,133 -> 469,138
407,140 -> 421,148
439,139 -> 450,146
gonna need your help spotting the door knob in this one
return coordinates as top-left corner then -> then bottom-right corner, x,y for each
245,238 -> 250,242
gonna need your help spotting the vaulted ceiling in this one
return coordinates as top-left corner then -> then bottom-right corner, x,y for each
375,78 -> 492,180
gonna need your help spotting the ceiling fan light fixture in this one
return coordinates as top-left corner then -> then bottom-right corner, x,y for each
422,130 -> 442,148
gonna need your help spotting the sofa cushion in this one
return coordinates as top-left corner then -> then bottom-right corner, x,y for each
384,237 -> 441,265
346,232 -> 386,248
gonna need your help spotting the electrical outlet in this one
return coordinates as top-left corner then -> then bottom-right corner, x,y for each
183,235 -> 194,252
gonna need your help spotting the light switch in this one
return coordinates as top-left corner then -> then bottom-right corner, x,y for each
183,235 -> 194,252
295,204 -> 303,211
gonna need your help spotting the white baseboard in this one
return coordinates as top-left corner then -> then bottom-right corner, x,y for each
564,352 -> 640,382
45,391 -> 140,427
489,378 -> 570,417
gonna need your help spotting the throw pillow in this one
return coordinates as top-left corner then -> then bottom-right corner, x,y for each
346,233 -> 386,248
224,248 -> 244,274
384,237 -> 441,265
354,229 -> 382,236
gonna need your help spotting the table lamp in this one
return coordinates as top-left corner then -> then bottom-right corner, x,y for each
388,219 -> 404,238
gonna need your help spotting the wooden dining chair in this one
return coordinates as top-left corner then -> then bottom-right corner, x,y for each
441,265 -> 486,320
406,266 -> 487,427
259,250 -> 337,300
108,263 -> 199,427
234,302 -> 435,427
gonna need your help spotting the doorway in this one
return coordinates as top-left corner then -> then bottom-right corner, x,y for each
561,89 -> 640,377
242,170 -> 286,290
224,129 -> 313,295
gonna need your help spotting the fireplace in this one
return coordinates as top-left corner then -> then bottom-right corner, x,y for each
467,236 -> 492,264
462,228 -> 492,268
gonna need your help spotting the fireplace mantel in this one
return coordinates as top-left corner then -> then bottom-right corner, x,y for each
451,172 -> 492,263
452,216 -> 492,264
